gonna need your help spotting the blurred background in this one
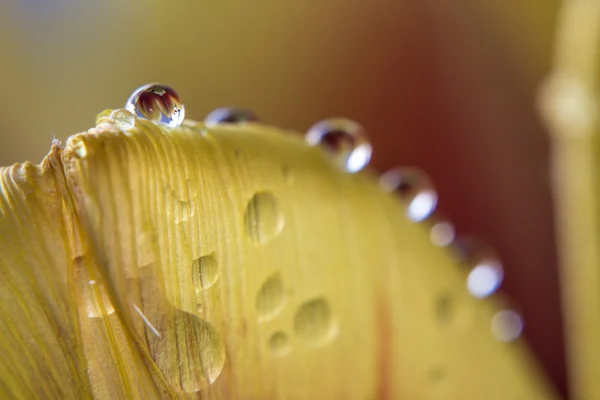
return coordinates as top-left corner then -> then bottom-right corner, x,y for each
0,0 -> 565,396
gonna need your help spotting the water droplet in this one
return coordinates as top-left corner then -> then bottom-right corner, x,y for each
125,83 -> 185,128
491,310 -> 524,342
268,331 -> 291,357
305,118 -> 372,173
294,297 -> 337,346
380,167 -> 438,222
109,108 -> 135,129
149,310 -> 226,392
95,109 -> 112,124
74,256 -> 115,318
435,293 -> 454,324
433,292 -> 474,332
192,253 -> 220,291
467,259 -> 503,299
430,219 -> 455,247
428,365 -> 447,382
244,192 -> 284,244
256,272 -> 287,322
204,107 -> 258,126
454,237 -> 504,299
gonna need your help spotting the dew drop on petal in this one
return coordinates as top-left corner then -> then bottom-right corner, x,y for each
454,237 -> 504,299
380,167 -> 438,222
430,219 -> 455,247
204,107 -> 258,126
491,310 -> 524,342
109,109 -> 136,129
305,118 -> 372,173
125,83 -> 185,128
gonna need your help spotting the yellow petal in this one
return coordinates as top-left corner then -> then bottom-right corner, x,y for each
0,111 -> 560,399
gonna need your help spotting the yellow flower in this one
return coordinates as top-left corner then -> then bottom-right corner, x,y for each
0,111 -> 558,399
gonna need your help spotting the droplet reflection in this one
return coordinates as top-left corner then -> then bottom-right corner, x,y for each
125,83 -> 185,128
305,118 -> 372,173
380,167 -> 438,222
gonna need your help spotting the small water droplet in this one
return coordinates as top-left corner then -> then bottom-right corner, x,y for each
109,109 -> 135,129
244,191 -> 284,244
256,272 -> 287,322
435,293 -> 454,324
305,118 -> 372,173
491,310 -> 524,342
125,83 -> 185,128
192,253 -> 220,291
204,107 -> 258,126
454,237 -> 504,299
428,365 -> 447,382
294,297 -> 337,346
380,167 -> 438,222
433,291 -> 474,332
268,331 -> 291,357
430,219 -> 455,247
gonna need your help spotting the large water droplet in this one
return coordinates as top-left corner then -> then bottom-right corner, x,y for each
204,107 -> 258,126
294,297 -> 337,346
256,272 -> 287,322
244,191 -> 284,244
491,310 -> 524,342
380,167 -> 438,222
305,118 -> 372,173
147,309 -> 226,392
454,237 -> 504,299
125,83 -> 185,128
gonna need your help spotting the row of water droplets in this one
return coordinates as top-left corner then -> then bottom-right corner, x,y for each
122,83 -> 523,342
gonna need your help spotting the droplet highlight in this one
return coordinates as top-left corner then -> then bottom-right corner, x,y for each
192,253 -> 220,291
491,310 -> 524,342
467,259 -> 504,299
244,191 -> 284,244
268,331 -> 291,357
294,297 -> 337,345
305,118 -> 372,173
256,272 -> 287,322
204,107 -> 258,126
125,83 -> 185,128
380,167 -> 438,222
454,237 -> 504,299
